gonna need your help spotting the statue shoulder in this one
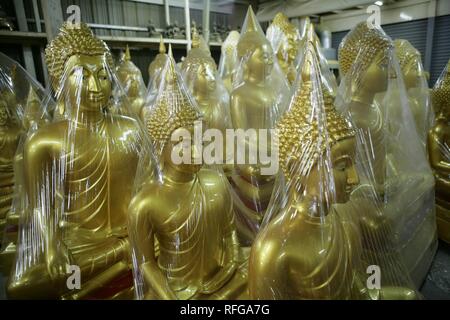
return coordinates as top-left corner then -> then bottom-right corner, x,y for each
25,121 -> 67,150
430,119 -> 448,136
198,168 -> 229,193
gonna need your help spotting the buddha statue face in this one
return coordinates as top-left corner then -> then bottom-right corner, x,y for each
246,44 -> 274,80
65,54 -> 111,112
192,63 -> 216,97
162,125 -> 202,175
288,137 -> 359,205
360,51 -> 389,94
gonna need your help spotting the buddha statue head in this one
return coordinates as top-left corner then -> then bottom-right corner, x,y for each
182,26 -> 217,99
339,22 -> 392,99
147,51 -> 202,174
394,39 -> 425,90
22,85 -> 44,130
45,22 -> 114,114
237,6 -> 274,83
148,36 -> 168,85
432,59 -> 450,116
277,47 -> 358,206
116,45 -> 145,98
267,12 -> 300,82
220,31 -> 240,76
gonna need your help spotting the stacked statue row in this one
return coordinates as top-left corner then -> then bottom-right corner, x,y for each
0,5 -> 446,299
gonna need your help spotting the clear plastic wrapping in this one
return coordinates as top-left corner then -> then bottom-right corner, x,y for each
115,45 -> 146,118
249,37 -> 419,300
229,6 -> 290,245
129,50 -> 249,300
428,59 -> 450,244
336,22 -> 437,286
7,22 -> 154,299
148,36 -> 168,89
181,27 -> 233,173
266,12 -> 301,85
218,30 -> 240,93
394,39 -> 434,147
0,53 -> 51,275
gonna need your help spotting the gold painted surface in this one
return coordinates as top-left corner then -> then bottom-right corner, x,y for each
7,23 -> 141,299
130,54 -> 248,300
429,59 -> 450,244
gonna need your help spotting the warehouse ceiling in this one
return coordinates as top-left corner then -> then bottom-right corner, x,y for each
255,0 -> 402,21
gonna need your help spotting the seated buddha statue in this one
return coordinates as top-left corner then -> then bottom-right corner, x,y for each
129,54 -> 248,300
181,27 -> 232,172
229,6 -> 289,244
266,12 -> 300,85
249,47 -> 417,300
0,88 -> 22,249
395,39 -> 433,148
218,31 -> 240,93
0,86 -> 48,275
116,45 -> 146,117
338,22 -> 437,286
7,22 -> 144,299
428,59 -> 450,244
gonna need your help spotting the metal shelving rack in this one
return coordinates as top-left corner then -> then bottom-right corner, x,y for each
2,0 -> 237,85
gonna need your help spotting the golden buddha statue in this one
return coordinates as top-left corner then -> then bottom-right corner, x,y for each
229,6 -> 289,244
182,26 -> 231,132
0,88 -> 22,249
148,36 -> 168,87
266,12 -> 300,84
249,46 -> 418,300
218,31 -> 240,93
395,39 -> 433,147
429,59 -> 450,244
129,54 -> 248,300
7,22 -> 145,299
181,26 -> 232,172
338,22 -> 437,286
116,45 -> 146,117
0,85 -> 49,275
338,22 -> 391,187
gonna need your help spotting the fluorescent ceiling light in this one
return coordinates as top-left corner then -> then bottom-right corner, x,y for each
399,12 -> 413,21
375,1 -> 383,6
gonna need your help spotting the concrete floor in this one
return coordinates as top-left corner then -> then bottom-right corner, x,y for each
1,241 -> 449,300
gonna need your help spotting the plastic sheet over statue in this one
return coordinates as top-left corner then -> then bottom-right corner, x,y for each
394,39 -> 434,148
249,40 -> 419,300
129,52 -> 249,300
0,53 -> 51,275
428,59 -> 450,244
266,12 -> 300,85
295,21 -> 338,95
229,6 -> 290,245
181,28 -> 233,174
115,45 -> 146,118
336,22 -> 437,286
7,23 -> 154,299
218,31 -> 240,93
